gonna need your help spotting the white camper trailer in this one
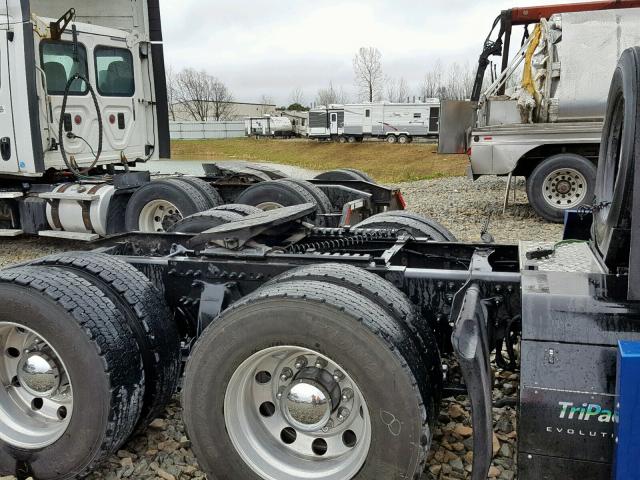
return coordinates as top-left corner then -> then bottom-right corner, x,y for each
343,101 -> 440,143
245,116 -> 293,137
307,105 -> 345,140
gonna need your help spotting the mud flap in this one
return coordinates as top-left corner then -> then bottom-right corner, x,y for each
451,283 -> 493,480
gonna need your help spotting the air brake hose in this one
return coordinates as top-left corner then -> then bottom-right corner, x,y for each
58,72 -> 103,178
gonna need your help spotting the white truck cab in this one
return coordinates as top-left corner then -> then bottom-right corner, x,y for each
0,1 -> 168,176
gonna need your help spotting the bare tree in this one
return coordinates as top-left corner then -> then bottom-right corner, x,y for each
210,80 -> 235,120
353,47 -> 383,102
175,68 -> 234,121
420,60 -> 444,100
315,81 -> 350,106
289,87 -> 305,106
419,60 -> 474,101
386,77 -> 410,103
166,65 -> 178,121
259,95 -> 274,115
444,62 -> 474,100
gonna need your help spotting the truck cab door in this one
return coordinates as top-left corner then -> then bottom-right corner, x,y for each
94,39 -> 149,161
0,23 -> 18,172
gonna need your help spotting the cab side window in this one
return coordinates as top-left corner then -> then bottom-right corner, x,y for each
95,46 -> 135,97
41,41 -> 88,95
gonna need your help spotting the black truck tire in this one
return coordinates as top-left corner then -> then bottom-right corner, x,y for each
169,209 -> 244,233
211,204 -> 263,217
125,178 -> 212,232
314,168 -> 376,184
171,177 -> 224,209
0,267 -> 144,479
353,211 -> 456,241
279,178 -> 333,214
182,280 -> 430,480
235,179 -> 331,224
373,211 -> 457,241
592,46 -> 639,267
27,252 -> 181,430
265,262 -> 442,410
526,153 -> 597,223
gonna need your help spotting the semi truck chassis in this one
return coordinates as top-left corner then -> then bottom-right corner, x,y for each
0,42 -> 637,480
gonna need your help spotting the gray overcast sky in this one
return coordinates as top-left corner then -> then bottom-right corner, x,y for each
159,0 -> 578,105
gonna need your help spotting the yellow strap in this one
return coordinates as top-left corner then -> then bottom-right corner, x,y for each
522,24 -> 542,98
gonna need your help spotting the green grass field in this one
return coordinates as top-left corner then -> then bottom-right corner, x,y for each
171,138 -> 467,184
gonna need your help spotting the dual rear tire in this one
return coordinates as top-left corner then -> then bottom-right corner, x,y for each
183,263 -> 441,480
0,254 -> 180,479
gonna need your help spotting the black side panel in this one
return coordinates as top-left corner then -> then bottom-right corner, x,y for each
148,0 -> 170,159
22,0 -> 44,172
519,454 -> 611,480
309,111 -> 328,129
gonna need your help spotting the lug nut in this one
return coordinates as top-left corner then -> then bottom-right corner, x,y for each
322,419 -> 334,432
337,407 -> 350,423
341,388 -> 354,402
294,356 -> 308,369
314,357 -> 327,369
280,368 -> 293,382
333,370 -> 345,382
276,386 -> 286,399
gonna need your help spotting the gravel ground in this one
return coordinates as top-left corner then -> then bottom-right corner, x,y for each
397,175 -> 563,244
0,175 -> 561,480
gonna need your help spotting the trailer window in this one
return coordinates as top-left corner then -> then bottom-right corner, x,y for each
95,46 -> 135,97
413,113 -> 422,119
365,109 -> 370,118
41,41 -> 88,95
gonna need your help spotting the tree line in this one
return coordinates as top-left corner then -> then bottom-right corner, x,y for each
167,47 -> 478,121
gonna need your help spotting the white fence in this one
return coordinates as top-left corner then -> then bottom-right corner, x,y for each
170,121 -> 245,140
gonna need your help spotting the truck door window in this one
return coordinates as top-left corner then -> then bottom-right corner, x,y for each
95,46 -> 135,97
41,41 -> 88,95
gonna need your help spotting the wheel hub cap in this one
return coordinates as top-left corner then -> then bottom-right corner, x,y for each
285,380 -> 331,430
17,352 -> 60,397
224,346 -> 372,480
0,323 -> 73,449
542,168 -> 588,209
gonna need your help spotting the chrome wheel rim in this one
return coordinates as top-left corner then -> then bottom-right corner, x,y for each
0,323 -> 73,449
256,201 -> 284,211
138,199 -> 182,232
224,346 -> 372,480
542,168 -> 588,210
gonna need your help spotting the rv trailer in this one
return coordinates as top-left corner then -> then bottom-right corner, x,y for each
245,116 -> 294,138
343,101 -> 440,143
307,105 -> 345,140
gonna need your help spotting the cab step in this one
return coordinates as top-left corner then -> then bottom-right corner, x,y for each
38,230 -> 99,241
0,192 -> 23,199
38,192 -> 100,202
0,229 -> 23,237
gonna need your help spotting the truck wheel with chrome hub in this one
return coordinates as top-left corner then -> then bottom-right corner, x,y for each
0,323 -> 72,449
183,280 -> 431,480
0,267 -> 144,479
124,178 -> 214,232
526,153 -> 597,223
